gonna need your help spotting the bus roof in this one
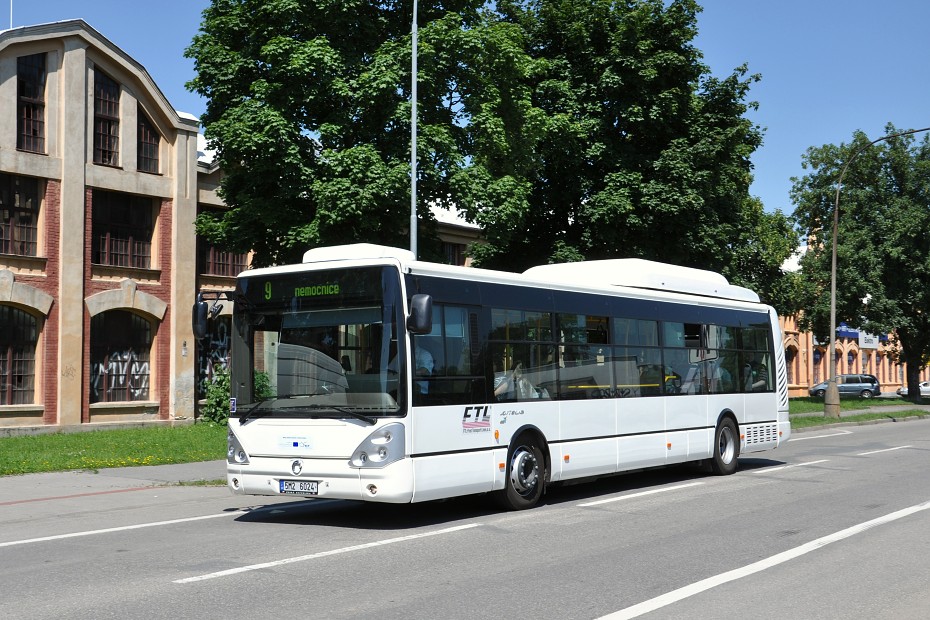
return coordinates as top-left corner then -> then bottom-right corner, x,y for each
300,243 -> 761,304
523,259 -> 760,303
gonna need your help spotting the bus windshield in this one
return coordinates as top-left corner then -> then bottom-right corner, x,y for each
233,265 -> 406,422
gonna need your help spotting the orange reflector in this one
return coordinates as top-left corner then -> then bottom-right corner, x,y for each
499,462 -> 505,471
779,431 -> 783,436
667,443 -> 672,449
740,434 -> 745,440
494,429 -> 500,441
564,455 -> 570,462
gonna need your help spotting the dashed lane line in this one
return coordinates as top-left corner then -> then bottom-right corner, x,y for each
173,523 -> 482,584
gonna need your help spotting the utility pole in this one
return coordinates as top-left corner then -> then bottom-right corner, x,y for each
825,126 -> 930,417
409,0 -> 418,259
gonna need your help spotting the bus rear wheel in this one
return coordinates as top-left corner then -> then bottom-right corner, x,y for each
497,436 -> 546,510
710,418 -> 739,475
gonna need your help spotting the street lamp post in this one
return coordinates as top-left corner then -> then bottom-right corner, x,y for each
409,0 -> 418,259
825,126 -> 930,417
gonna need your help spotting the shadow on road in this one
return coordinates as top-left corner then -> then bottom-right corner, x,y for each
232,457 -> 788,530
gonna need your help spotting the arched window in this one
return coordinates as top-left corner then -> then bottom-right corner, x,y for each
0,305 -> 37,404
785,346 -> 797,384
90,310 -> 152,402
813,349 -> 823,384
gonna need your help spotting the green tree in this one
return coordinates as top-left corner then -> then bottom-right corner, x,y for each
725,196 -> 802,314
467,2 -> 797,282
792,124 -> 930,401
187,0 -> 797,310
186,0 -> 539,266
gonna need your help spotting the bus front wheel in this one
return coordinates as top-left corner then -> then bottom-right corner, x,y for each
710,418 -> 739,475
497,436 -> 546,510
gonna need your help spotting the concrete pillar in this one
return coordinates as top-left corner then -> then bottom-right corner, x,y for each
56,37 -> 88,425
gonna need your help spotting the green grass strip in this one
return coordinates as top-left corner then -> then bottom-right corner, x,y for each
790,409 -> 929,429
788,397 -> 924,415
0,423 -> 227,476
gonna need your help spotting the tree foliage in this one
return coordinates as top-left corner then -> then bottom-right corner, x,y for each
187,0 -> 797,310
792,124 -> 930,400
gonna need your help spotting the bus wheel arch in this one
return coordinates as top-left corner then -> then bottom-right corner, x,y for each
496,426 -> 549,510
710,412 -> 740,476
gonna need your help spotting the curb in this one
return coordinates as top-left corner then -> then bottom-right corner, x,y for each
791,413 -> 930,433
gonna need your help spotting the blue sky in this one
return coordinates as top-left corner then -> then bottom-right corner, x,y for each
696,0 -> 930,214
7,0 -> 211,119
9,1 -> 930,216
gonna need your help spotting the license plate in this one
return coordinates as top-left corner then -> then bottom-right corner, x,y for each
279,479 -> 319,495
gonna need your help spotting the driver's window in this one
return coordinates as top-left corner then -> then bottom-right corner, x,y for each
412,305 -> 482,406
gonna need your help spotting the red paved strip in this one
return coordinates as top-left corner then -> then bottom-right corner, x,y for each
0,486 -> 155,506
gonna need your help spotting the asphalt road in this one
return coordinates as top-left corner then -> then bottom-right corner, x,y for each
2,420 -> 929,619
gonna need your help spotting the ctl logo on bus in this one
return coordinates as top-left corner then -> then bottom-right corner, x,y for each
462,405 -> 490,433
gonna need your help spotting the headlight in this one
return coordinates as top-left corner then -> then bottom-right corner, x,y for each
350,423 -> 405,468
227,429 -> 250,465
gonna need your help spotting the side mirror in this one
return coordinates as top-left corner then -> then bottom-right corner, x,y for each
192,301 -> 208,340
406,294 -> 433,335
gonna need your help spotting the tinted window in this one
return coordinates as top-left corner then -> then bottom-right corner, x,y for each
489,308 -> 555,402
413,305 -> 484,406
613,317 -> 658,347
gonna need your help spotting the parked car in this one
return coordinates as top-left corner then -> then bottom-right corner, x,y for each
896,381 -> 930,397
808,374 -> 881,399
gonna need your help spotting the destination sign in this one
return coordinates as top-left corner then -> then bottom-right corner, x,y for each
238,267 -> 389,307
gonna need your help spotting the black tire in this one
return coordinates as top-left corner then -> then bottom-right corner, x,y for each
710,417 -> 739,476
497,436 -> 546,510
860,390 -> 873,399
814,389 -> 825,398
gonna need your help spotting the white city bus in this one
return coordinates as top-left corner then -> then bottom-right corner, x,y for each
197,243 -> 789,510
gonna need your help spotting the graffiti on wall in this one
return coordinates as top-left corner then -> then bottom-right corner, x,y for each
90,348 -> 150,402
198,318 -> 230,398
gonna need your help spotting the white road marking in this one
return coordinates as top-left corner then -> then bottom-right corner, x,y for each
858,445 -> 912,456
578,482 -> 704,507
751,459 -> 829,474
789,429 -> 853,441
173,523 -> 482,583
0,512 -> 234,548
0,500 -> 326,549
597,498 -> 930,620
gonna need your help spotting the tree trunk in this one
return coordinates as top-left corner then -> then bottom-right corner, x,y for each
902,340 -> 923,403
905,367 -> 922,402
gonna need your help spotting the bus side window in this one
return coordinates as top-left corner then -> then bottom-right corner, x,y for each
557,313 -> 611,399
489,308 -> 555,402
414,305 -> 484,406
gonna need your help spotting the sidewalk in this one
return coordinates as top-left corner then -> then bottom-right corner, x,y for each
0,459 -> 227,504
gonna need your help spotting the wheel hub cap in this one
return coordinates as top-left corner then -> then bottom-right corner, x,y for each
510,448 -> 538,494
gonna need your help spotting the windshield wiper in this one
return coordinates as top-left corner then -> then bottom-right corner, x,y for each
238,395 -> 278,425
238,394 -> 379,426
301,404 -> 377,426
238,391 -> 332,425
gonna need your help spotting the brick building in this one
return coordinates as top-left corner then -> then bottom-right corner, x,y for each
779,315 -> 919,398
0,20 -> 212,431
